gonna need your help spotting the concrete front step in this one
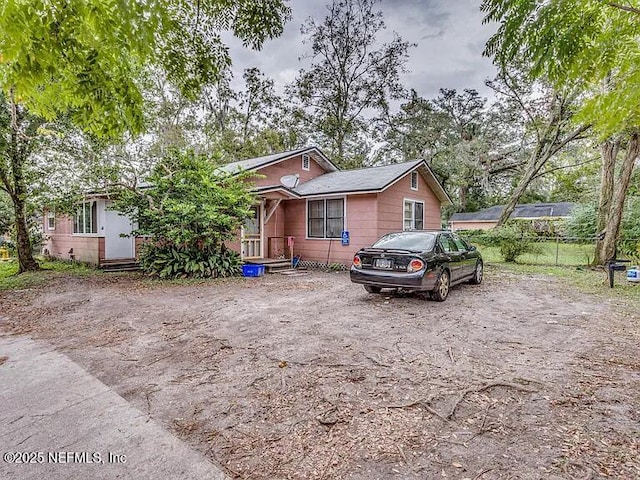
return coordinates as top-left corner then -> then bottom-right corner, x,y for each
100,259 -> 140,272
102,266 -> 141,273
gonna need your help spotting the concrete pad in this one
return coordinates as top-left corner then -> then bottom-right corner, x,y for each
0,334 -> 229,480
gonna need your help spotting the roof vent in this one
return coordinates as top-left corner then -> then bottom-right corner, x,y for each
280,174 -> 299,189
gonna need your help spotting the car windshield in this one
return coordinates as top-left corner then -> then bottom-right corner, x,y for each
371,232 -> 436,251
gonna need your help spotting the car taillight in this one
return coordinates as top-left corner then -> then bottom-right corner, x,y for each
353,255 -> 362,268
407,258 -> 424,272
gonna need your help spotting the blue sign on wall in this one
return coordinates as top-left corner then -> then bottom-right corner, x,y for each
341,230 -> 350,246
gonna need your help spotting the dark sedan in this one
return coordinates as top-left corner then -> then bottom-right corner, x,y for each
350,230 -> 483,301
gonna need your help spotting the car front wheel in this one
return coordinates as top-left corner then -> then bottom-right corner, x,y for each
431,270 -> 450,302
364,285 -> 382,294
469,260 -> 483,285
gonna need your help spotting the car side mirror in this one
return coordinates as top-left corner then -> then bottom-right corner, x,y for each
468,245 -> 477,251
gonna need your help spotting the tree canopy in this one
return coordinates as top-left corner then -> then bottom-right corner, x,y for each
0,0 -> 291,138
482,0 -> 640,264
482,0 -> 640,135
292,0 -> 412,166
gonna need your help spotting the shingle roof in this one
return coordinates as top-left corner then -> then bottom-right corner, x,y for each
220,146 -> 337,173
293,160 -> 424,196
449,202 -> 576,222
219,149 -> 451,205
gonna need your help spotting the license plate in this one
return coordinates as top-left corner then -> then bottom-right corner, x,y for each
374,258 -> 392,269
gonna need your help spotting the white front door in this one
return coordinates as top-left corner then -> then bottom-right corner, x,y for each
104,209 -> 135,259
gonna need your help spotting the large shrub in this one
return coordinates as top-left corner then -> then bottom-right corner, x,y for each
114,150 -> 256,278
140,244 -> 242,279
480,222 -> 541,263
565,203 -> 598,239
565,199 -> 640,258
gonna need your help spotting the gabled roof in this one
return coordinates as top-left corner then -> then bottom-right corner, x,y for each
450,202 -> 576,222
220,146 -> 339,174
294,160 -> 452,205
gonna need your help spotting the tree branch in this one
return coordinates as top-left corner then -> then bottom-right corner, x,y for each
531,156 -> 599,181
606,2 -> 640,15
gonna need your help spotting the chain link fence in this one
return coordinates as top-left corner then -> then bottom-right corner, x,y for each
461,235 -> 640,267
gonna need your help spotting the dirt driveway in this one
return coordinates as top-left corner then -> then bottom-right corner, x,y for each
1,267 -> 639,479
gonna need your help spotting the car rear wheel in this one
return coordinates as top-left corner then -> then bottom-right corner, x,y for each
364,285 -> 382,294
431,270 -> 450,302
469,260 -> 483,285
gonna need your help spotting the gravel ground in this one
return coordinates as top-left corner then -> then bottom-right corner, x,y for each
1,266 -> 639,479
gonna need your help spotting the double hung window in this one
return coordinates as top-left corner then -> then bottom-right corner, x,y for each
74,201 -> 97,234
403,200 -> 424,230
308,199 -> 344,238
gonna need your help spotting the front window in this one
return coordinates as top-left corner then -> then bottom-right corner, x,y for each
403,200 -> 424,230
74,201 -> 98,234
307,198 -> 344,238
47,211 -> 55,230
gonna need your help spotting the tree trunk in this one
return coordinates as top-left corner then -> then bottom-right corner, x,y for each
458,185 -> 468,212
595,139 -> 618,233
335,129 -> 346,168
6,92 -> 39,273
495,156 -> 541,226
594,139 -> 619,264
10,150 -> 39,272
595,132 -> 639,264
13,193 -> 39,273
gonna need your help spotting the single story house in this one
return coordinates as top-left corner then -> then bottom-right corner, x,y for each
448,202 -> 575,232
43,146 -> 452,266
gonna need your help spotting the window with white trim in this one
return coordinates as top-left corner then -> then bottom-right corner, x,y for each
308,198 -> 344,238
410,171 -> 418,190
403,200 -> 424,230
302,154 -> 310,171
73,201 -> 98,234
46,211 -> 55,230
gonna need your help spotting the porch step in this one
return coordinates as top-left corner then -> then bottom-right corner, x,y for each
100,259 -> 140,272
244,258 -> 293,273
277,269 -> 310,276
265,261 -> 293,273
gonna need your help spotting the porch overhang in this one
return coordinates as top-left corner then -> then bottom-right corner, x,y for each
254,185 -> 302,200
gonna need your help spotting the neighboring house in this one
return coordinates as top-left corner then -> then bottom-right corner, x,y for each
43,146 -> 452,266
448,202 -> 576,232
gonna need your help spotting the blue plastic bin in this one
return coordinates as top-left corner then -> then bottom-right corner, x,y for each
242,264 -> 265,277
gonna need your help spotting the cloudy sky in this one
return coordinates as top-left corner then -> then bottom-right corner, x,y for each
226,0 -> 498,101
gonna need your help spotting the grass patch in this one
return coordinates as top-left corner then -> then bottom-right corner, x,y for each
476,239 -> 640,305
489,262 -> 640,306
477,241 -> 596,266
0,259 -> 98,291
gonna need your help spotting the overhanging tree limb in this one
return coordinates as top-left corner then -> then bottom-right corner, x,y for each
531,156 -> 599,181
605,2 -> 640,15
496,122 -> 590,226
